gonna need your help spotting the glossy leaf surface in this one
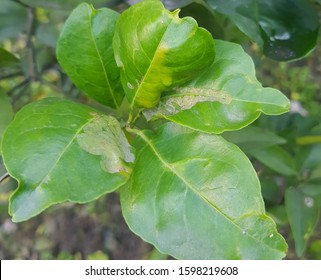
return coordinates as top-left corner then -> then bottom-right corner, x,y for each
285,187 -> 320,257
57,3 -> 124,108
205,0 -> 320,61
121,123 -> 287,259
113,0 -> 215,108
144,40 -> 289,134
1,98 -> 134,222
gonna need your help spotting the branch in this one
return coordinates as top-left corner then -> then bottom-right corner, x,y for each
0,71 -> 23,80
7,77 -> 31,96
0,173 -> 10,184
26,7 -> 38,82
12,0 -> 29,8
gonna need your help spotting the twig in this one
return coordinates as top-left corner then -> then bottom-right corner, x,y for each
26,7 -> 38,82
7,77 -> 31,96
0,71 -> 23,80
0,173 -> 10,184
12,0 -> 29,8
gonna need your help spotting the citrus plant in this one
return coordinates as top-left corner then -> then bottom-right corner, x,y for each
0,0 -> 292,259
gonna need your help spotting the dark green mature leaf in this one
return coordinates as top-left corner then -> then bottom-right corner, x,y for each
20,0 -> 107,10
144,40 -> 289,134
0,92 -> 14,153
250,146 -> 296,176
179,2 -> 224,38
222,126 -> 286,153
0,48 -> 20,76
1,98 -> 134,222
0,0 -> 27,40
57,3 -> 124,108
126,0 -> 193,9
113,0 -> 215,108
205,0 -> 320,61
285,187 -> 320,257
299,144 -> 321,171
121,123 -> 287,259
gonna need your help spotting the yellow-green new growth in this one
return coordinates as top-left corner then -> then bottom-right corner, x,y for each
113,0 -> 216,109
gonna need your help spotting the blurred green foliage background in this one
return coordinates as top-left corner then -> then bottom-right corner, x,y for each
1,0 -> 321,259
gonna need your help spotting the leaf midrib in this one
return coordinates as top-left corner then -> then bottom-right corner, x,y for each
31,114 -> 97,190
130,14 -> 173,108
134,129 -> 281,252
87,9 -> 119,108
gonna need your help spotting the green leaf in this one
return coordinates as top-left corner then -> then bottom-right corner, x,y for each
0,0 -> 27,40
1,98 -> 134,222
260,177 -> 282,205
121,123 -> 287,259
308,240 -> 321,260
113,0 -> 216,108
57,3 -> 124,108
144,40 -> 289,134
222,125 -> 286,153
0,48 -> 20,77
301,184 -> 321,208
0,92 -> 14,153
179,2 -> 224,38
285,187 -> 320,257
126,0 -> 194,9
299,144 -> 321,171
36,23 -> 60,48
20,0 -> 107,10
205,0 -> 320,61
250,146 -> 297,176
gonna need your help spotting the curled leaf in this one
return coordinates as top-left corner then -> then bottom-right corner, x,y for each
144,40 -> 290,134
113,0 -> 216,108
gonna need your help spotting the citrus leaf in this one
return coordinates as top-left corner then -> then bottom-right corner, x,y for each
121,123 -> 287,259
1,98 -> 134,222
0,92 -> 14,153
222,126 -> 286,153
285,187 -> 320,257
126,0 -> 193,9
113,0 -> 215,108
250,146 -> 297,176
144,40 -> 290,133
57,3 -> 124,108
0,0 -> 27,40
0,48 -> 20,76
205,0 -> 320,61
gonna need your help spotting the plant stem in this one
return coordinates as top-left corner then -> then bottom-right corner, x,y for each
26,7 -> 38,82
7,77 -> 31,96
0,173 -> 10,184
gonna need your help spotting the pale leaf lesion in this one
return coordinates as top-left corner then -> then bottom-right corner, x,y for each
144,86 -> 232,121
76,114 -> 135,176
